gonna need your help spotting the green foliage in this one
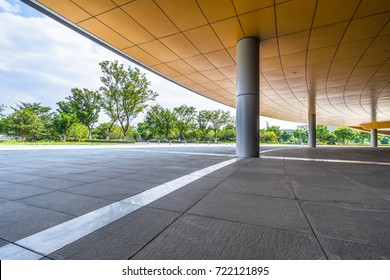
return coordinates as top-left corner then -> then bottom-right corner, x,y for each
99,60 -> 158,139
380,136 -> 389,145
260,129 -> 277,143
266,125 -> 282,139
11,102 -> 54,140
68,123 -> 89,139
144,105 -> 177,140
93,123 -> 123,140
0,104 -> 8,134
196,110 -> 212,141
354,131 -> 370,144
0,104 -> 6,119
52,100 -> 78,141
326,132 -> 337,145
173,105 -> 197,141
280,130 -> 292,143
316,125 -> 330,143
8,107 -> 44,141
66,88 -> 101,139
136,122 -> 151,140
334,127 -> 356,144
208,109 -> 233,143
293,128 -> 308,143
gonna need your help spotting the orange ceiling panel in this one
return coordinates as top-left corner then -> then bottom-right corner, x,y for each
28,0 -> 390,126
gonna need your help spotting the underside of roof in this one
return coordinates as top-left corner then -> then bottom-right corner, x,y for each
22,0 -> 390,129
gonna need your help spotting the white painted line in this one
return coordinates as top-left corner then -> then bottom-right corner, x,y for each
0,157 -> 240,260
0,244 -> 43,260
261,155 -> 390,166
259,146 -> 301,154
122,149 -> 235,157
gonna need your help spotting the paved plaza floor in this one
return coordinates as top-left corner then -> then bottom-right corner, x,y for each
0,144 -> 389,260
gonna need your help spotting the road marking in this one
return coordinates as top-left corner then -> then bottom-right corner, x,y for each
0,158 -> 240,260
261,155 -> 390,166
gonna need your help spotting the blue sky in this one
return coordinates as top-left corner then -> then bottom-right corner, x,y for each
0,0 -> 304,129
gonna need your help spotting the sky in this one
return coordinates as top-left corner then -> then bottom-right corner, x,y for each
0,0 -> 304,129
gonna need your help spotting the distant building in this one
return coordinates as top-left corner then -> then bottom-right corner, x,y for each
297,125 -> 308,130
281,129 -> 294,134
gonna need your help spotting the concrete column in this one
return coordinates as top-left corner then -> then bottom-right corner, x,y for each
236,37 -> 259,157
371,129 -> 378,147
308,114 -> 316,148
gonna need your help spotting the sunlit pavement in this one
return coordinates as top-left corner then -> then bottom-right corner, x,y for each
0,144 -> 389,259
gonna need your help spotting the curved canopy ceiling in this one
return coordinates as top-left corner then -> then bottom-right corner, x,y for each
23,0 -> 390,129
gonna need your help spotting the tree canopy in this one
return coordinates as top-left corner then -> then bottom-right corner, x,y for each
99,60 -> 158,139
66,88 -> 101,139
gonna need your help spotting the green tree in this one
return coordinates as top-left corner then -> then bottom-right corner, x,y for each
380,136 -> 389,145
0,104 -> 5,119
334,127 -> 356,144
196,110 -> 211,141
8,108 -> 43,141
354,131 -> 370,144
99,60 -> 158,139
209,109 -> 232,143
68,123 -> 89,139
316,125 -> 330,144
219,123 -> 236,142
144,105 -> 177,140
136,122 -> 151,140
52,100 -> 78,142
66,88 -> 101,139
280,130 -> 292,143
293,128 -> 308,144
11,102 -> 53,140
93,123 -> 123,140
0,104 -> 7,134
173,105 -> 196,141
266,125 -> 282,140
144,105 -> 162,139
326,132 -> 337,145
159,107 -> 177,140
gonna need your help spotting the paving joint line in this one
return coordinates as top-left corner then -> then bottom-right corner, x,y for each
282,158 -> 330,260
0,157 -> 240,260
128,158 -> 246,259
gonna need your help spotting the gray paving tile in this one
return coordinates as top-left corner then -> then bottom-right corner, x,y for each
49,207 -> 180,260
148,188 -> 208,213
54,173 -> 107,183
0,201 -> 74,241
0,182 -> 52,200
343,174 -> 390,190
246,158 -> 284,168
288,175 -> 362,190
188,192 -> 311,233
215,173 -> 295,199
239,165 -> 286,175
0,173 -> 44,183
302,202 -> 390,247
21,177 -> 84,190
64,179 -> 158,201
293,185 -> 390,209
133,214 -> 326,260
0,239 -> 9,247
119,170 -> 187,184
83,169 -> 137,178
19,191 -> 113,216
319,237 -> 390,260
181,176 -> 225,192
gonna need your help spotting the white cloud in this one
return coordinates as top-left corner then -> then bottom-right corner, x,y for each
0,1 -> 302,129
0,0 -> 19,14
